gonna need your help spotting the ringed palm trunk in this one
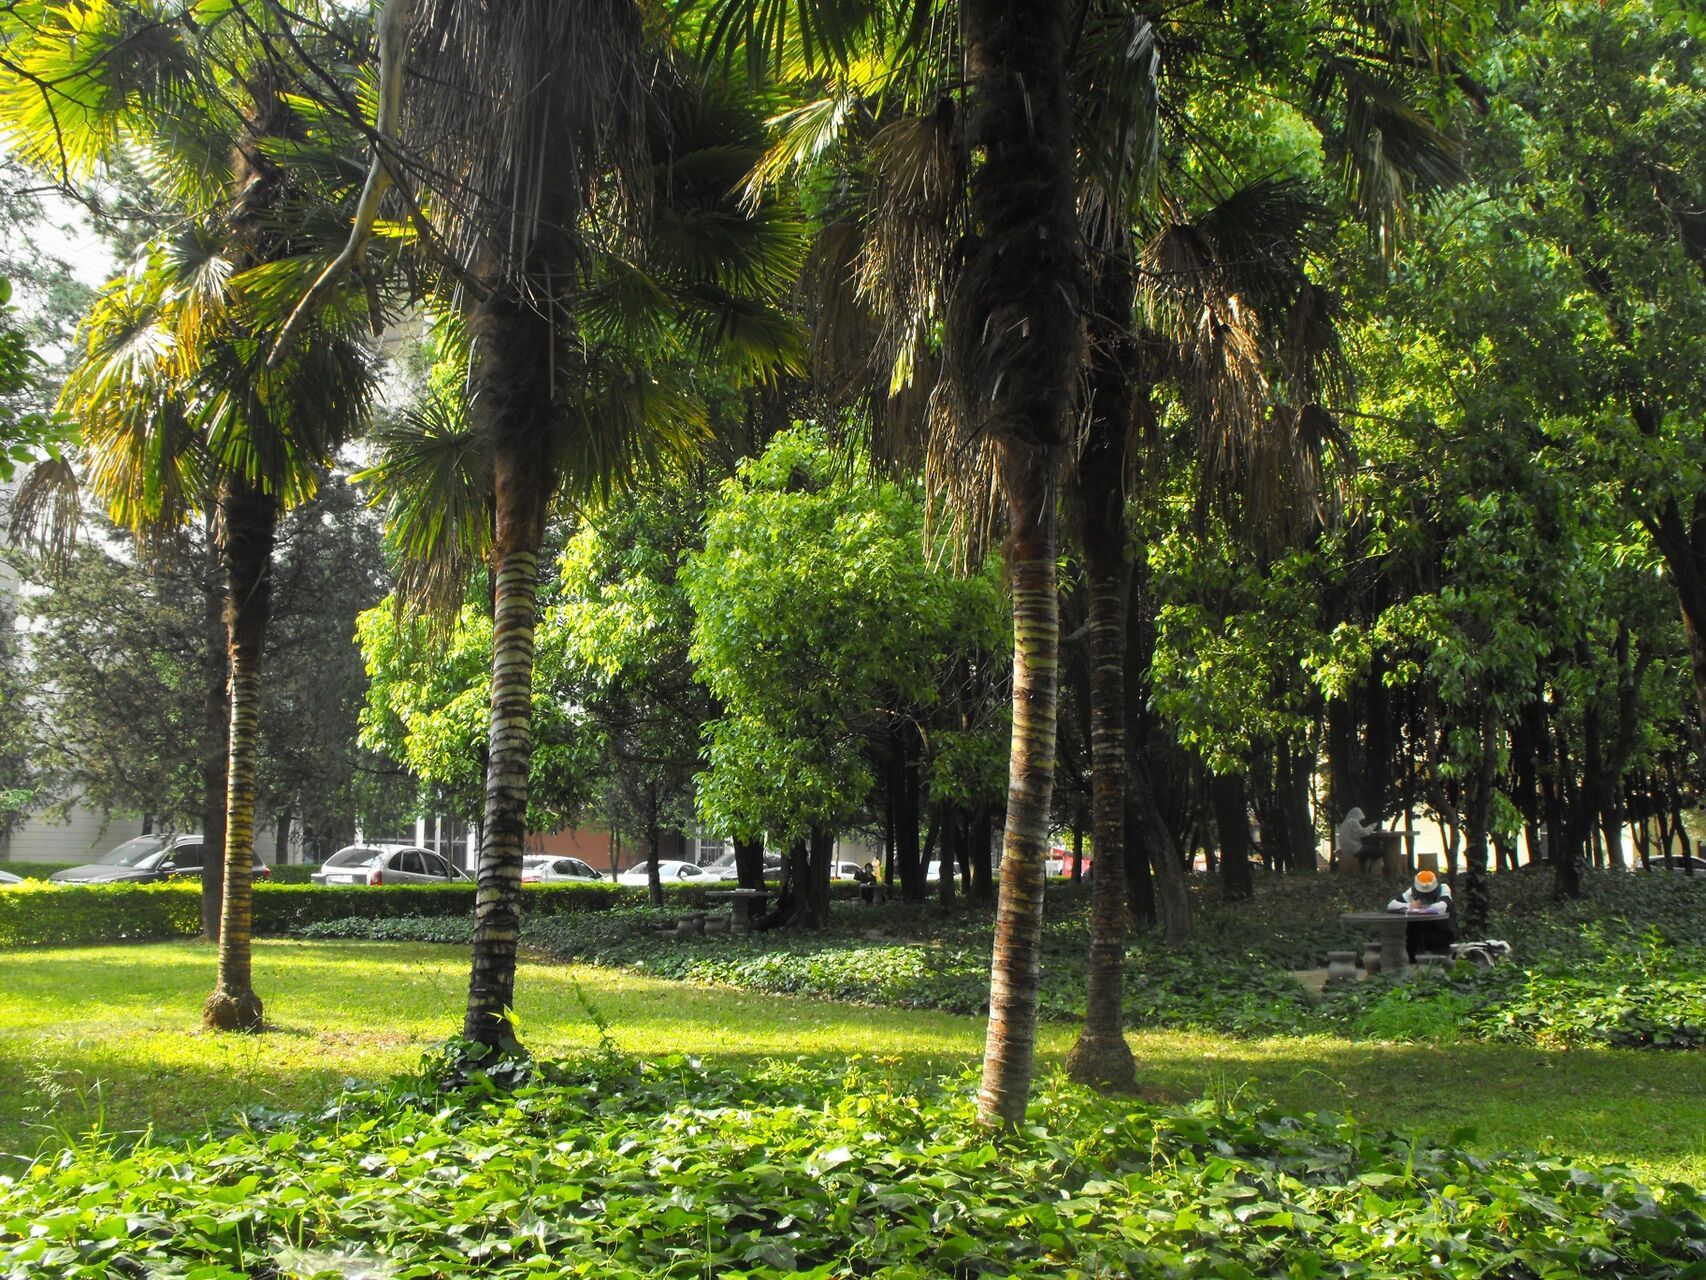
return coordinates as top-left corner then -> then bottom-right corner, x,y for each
203,481 -> 277,1032
199,522 -> 230,941
463,284 -> 553,1051
966,0 -> 1083,1129
980,455 -> 1064,1124
1064,407 -> 1136,1090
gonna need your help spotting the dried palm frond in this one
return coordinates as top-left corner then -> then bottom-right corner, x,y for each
1137,177 -> 1354,549
400,0 -> 650,294
7,456 -> 83,572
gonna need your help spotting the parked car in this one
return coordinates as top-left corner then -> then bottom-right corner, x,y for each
702,853 -> 784,880
49,834 -> 270,884
0,869 -> 21,885
1643,855 -> 1706,873
311,844 -> 468,886
831,861 -> 866,880
616,859 -> 713,886
522,855 -> 603,884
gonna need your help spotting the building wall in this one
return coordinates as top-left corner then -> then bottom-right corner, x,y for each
0,809 -> 148,863
530,826 -> 617,871
0,809 -> 291,864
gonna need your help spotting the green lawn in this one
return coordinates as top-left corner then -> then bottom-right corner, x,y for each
2,939 -> 1702,1184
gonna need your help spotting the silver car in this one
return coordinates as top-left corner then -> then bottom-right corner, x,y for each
521,855 -> 603,883
312,844 -> 469,886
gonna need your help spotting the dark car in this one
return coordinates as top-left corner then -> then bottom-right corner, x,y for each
49,834 -> 271,884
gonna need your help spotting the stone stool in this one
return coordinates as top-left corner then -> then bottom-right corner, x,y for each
1326,950 -> 1360,984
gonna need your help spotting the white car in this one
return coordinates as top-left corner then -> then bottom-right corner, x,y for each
616,859 -> 712,886
522,855 -> 603,884
312,844 -> 469,886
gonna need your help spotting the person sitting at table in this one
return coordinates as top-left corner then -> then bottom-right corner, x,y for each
1386,869 -> 1456,960
1335,807 -> 1379,869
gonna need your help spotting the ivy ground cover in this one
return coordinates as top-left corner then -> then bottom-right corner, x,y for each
302,868 -> 1706,1049
8,1048 -> 1706,1280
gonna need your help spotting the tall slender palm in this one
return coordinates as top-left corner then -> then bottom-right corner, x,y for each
332,14 -> 803,1049
696,0 -> 1083,1123
2,0 -> 379,1030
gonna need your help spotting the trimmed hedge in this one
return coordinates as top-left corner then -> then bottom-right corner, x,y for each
0,876 -> 786,948
0,880 -> 202,946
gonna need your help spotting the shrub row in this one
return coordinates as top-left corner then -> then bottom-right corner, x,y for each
6,1051 -> 1705,1279
0,877 -> 760,948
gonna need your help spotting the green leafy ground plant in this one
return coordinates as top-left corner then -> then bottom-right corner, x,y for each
5,1050 -> 1704,1280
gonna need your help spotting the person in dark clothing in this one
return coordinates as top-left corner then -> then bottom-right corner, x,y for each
1386,869 -> 1457,960
854,861 -> 877,905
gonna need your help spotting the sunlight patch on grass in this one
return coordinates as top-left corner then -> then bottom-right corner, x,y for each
0,940 -> 1699,1184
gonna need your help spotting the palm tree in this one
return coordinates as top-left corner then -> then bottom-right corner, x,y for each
329,14 -> 803,1050
692,0 -> 1088,1126
2,1 -> 380,1030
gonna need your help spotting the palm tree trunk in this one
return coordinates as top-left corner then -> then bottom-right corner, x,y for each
964,0 -> 1082,1129
199,522 -> 229,941
463,435 -> 548,1048
1064,522 -> 1135,1091
463,285 -> 553,1049
203,481 -> 276,1033
979,455 -> 1063,1125
1065,249 -> 1136,1092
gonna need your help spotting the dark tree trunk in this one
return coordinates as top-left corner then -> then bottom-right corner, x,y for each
1213,771 -> 1253,902
645,797 -> 664,908
273,809 -> 292,865
804,827 -> 833,928
937,806 -> 960,911
970,806 -> 994,903
1278,739 -> 1317,874
1133,763 -> 1191,945
203,480 -> 277,1033
1463,702 -> 1497,936
1645,501 -> 1706,785
1123,797 -> 1156,929
895,724 -> 925,900
733,835 -> 765,891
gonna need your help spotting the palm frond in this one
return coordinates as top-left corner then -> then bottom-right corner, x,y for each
744,92 -> 858,203
685,0 -> 930,79
355,390 -> 493,624
1318,60 -> 1464,259
1073,7 -> 1161,223
558,362 -> 711,505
